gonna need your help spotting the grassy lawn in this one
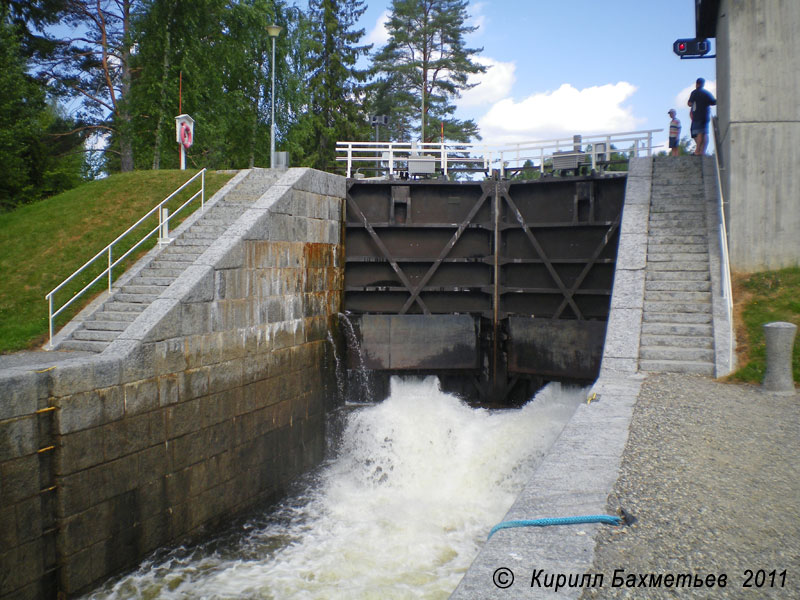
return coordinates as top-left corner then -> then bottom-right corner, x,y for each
728,267 -> 800,384
0,169 -> 234,353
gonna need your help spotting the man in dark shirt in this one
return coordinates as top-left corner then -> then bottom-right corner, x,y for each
687,77 -> 716,155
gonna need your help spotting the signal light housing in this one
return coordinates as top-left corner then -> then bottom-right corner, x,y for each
673,38 -> 710,57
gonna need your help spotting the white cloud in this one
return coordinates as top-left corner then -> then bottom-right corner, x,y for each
459,57 -> 516,107
468,2 -> 486,33
675,80 -> 717,109
477,82 -> 642,143
366,10 -> 391,49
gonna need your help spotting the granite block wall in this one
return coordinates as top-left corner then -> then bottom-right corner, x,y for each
0,168 -> 345,598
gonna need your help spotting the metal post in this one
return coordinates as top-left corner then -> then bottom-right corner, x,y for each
201,169 -> 205,209
159,208 -> 170,245
347,145 -> 353,178
108,247 -> 112,291
270,35 -> 276,168
48,296 -> 53,350
267,25 -> 283,169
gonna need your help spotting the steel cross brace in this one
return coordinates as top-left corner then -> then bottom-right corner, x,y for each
552,215 -> 621,319
500,188 -> 586,320
345,192 -> 431,314
398,185 -> 493,314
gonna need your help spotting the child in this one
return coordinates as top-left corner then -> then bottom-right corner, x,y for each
668,109 -> 681,156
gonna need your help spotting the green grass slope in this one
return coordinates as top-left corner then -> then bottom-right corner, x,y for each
729,267 -> 800,384
0,169 -> 234,353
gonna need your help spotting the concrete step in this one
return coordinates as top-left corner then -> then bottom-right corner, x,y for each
645,280 -> 711,292
172,237 -> 214,246
163,245 -> 205,254
113,293 -> 160,304
205,205 -> 245,215
647,261 -> 710,272
640,345 -> 715,362
101,301 -> 148,313
149,260 -> 194,270
134,276 -> 174,286
649,202 -> 705,211
647,223 -> 707,233
139,267 -> 185,278
93,311 -> 138,322
223,193 -> 262,203
648,216 -> 707,227
72,329 -> 119,342
181,231 -> 223,240
187,225 -> 226,234
642,311 -> 712,324
645,290 -> 712,303
158,253 -> 201,263
646,270 -> 710,281
649,235 -> 708,245
648,228 -> 708,237
639,359 -> 715,376
647,253 -> 709,263
650,186 -> 705,194
648,244 -> 708,254
640,333 -> 714,349
153,253 -> 196,262
120,284 -> 165,296
58,340 -> 108,353
84,320 -> 130,331
642,322 -> 713,337
644,301 -> 712,314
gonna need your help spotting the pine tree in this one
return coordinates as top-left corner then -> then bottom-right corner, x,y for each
370,0 -> 485,144
287,0 -> 372,171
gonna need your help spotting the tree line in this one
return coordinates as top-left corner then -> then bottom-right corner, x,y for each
1,0 -> 483,210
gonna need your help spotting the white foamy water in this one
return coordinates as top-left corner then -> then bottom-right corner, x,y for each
87,377 -> 584,600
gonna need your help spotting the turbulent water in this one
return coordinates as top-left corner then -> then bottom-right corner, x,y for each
86,377 -> 585,600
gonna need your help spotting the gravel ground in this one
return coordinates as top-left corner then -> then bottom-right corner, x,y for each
583,373 -> 800,599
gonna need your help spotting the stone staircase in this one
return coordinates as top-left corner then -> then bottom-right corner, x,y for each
56,169 -> 281,353
639,156 -> 715,375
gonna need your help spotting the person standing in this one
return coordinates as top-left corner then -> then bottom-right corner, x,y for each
687,78 -> 716,155
668,109 -> 681,156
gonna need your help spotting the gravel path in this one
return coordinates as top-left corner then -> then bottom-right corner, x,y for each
583,373 -> 800,599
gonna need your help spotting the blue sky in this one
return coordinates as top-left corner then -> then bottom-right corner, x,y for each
356,0 -> 716,150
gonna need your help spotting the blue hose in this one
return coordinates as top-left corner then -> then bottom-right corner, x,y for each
488,515 -> 622,539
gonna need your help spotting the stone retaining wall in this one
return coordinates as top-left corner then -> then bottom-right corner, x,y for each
0,168 -> 345,598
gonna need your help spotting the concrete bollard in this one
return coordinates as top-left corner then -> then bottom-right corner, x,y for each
762,321 -> 797,394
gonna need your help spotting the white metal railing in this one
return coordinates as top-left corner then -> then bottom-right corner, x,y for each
336,130 -> 663,178
711,118 -> 735,371
45,169 -> 206,349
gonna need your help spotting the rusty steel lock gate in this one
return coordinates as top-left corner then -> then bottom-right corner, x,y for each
343,174 -> 626,404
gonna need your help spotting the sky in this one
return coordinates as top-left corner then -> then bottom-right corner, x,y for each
355,0 -> 716,152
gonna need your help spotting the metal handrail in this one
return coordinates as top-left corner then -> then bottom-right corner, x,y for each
45,169 -> 206,348
336,129 -> 662,178
711,118 -> 735,371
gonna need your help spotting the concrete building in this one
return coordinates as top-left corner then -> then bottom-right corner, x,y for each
697,0 -> 800,271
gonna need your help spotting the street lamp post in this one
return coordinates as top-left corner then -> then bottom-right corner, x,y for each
266,24 -> 282,169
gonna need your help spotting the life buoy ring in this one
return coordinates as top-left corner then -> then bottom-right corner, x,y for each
180,122 -> 193,148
